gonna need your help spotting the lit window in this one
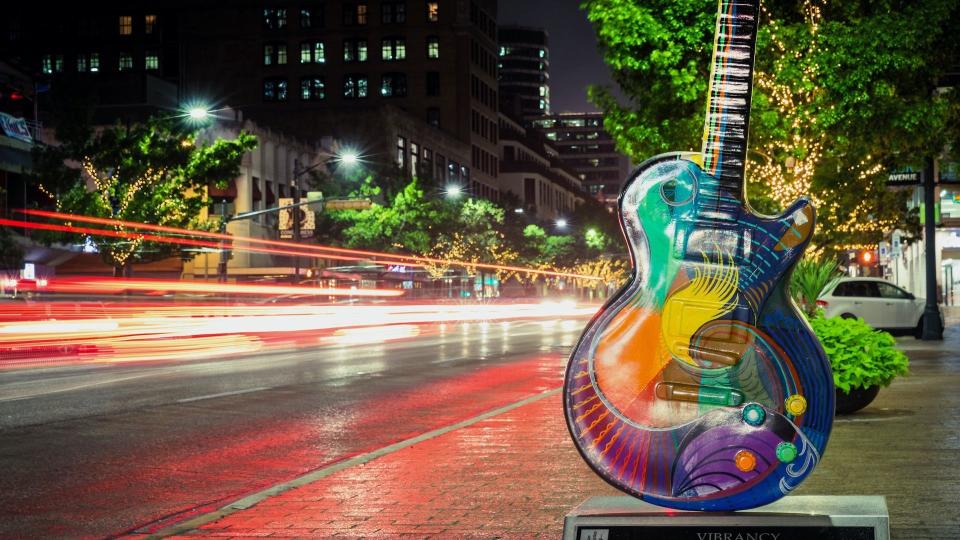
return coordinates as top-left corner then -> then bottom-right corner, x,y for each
343,39 -> 368,62
264,8 -> 288,29
382,1 -> 406,23
426,36 -> 439,59
77,54 -> 88,72
119,16 -> 132,35
344,3 -> 368,25
380,73 -> 407,97
263,78 -> 288,101
426,2 -> 438,22
118,53 -> 133,71
90,53 -> 100,72
397,136 -> 406,170
145,14 -> 157,34
343,74 -> 368,98
300,41 -> 325,63
301,76 -> 326,100
264,43 -> 288,65
300,8 -> 320,28
145,52 -> 159,70
381,38 -> 406,61
41,55 -> 52,74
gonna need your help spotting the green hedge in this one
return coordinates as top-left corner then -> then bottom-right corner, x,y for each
809,316 -> 909,393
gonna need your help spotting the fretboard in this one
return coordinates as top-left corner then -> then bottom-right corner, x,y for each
700,0 -> 760,211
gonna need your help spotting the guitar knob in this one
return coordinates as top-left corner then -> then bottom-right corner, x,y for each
776,441 -> 799,463
785,394 -> 807,416
741,403 -> 765,426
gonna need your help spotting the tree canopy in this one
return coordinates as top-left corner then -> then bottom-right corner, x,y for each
582,0 -> 960,254
33,116 -> 256,274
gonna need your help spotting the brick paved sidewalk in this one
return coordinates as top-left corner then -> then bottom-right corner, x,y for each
157,323 -> 960,539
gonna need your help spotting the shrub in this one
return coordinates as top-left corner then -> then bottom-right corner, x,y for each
809,316 -> 909,393
790,257 -> 841,318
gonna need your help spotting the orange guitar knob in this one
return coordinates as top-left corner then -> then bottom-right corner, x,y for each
785,394 -> 807,416
734,450 -> 757,472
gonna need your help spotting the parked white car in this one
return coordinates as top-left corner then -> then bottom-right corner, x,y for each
818,277 -> 929,337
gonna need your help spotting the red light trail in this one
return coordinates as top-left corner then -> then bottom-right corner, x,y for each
14,209 -> 603,281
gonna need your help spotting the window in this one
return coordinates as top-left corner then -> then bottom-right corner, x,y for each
343,74 -> 368,98
410,142 -> 419,175
264,8 -> 288,29
263,78 -> 288,101
77,54 -> 88,72
118,53 -> 133,71
41,54 -> 63,74
145,51 -> 159,70
301,76 -> 326,100
426,72 -> 440,96
343,39 -> 368,62
381,38 -> 406,61
119,16 -> 132,35
145,14 -> 157,34
878,283 -> 911,299
300,7 -> 322,28
396,136 -> 406,171
427,107 -> 440,127
426,36 -> 439,58
833,281 -> 880,298
300,41 -> 325,63
89,53 -> 100,72
426,1 -> 439,22
343,3 -> 368,25
423,149 -> 433,179
380,73 -> 407,97
264,43 -> 288,65
382,1 -> 406,23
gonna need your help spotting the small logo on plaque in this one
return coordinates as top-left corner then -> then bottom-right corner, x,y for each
579,529 -> 609,540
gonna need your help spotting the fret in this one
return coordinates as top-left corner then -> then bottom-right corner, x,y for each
701,0 -> 760,205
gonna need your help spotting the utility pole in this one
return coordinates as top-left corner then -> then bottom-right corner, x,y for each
922,156 -> 944,340
292,185 -> 301,284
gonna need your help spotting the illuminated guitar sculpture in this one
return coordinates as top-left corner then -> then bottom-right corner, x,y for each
563,0 -> 833,511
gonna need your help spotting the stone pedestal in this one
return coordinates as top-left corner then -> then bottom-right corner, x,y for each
563,495 -> 889,540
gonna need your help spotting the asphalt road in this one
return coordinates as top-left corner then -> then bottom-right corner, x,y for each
0,318 -> 588,538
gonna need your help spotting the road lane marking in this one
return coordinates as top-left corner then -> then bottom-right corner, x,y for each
0,372 -> 158,402
145,386 -> 562,538
176,387 -> 272,403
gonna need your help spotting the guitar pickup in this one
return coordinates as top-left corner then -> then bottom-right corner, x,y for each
655,382 -> 744,407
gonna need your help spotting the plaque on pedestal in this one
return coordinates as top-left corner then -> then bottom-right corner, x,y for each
563,495 -> 889,540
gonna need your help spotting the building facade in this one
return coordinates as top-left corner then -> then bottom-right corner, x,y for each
528,112 -> 631,210
497,25 -> 549,117
178,0 -> 500,200
498,114 -> 584,222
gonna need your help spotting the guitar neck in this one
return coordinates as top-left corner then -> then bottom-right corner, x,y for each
701,0 -> 760,206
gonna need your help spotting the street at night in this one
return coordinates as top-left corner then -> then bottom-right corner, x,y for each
3,0 -> 960,538
0,312 -> 590,537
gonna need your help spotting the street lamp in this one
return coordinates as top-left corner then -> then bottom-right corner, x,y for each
556,218 -> 568,230
445,184 -> 463,199
188,107 -> 209,121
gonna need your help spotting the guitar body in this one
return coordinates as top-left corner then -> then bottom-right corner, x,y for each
563,153 -> 833,511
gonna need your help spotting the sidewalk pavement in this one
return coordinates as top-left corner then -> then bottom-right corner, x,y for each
151,320 -> 960,539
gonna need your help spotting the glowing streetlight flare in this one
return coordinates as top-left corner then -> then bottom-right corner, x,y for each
339,150 -> 359,166
445,185 -> 463,198
188,107 -> 210,121
556,218 -> 568,229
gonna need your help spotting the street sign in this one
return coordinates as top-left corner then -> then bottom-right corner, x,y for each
887,171 -> 921,186
325,198 -> 372,210
278,198 -> 315,239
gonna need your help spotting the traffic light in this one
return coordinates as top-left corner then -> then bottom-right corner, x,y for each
858,249 -> 877,266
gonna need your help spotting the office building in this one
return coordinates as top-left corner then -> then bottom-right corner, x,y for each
528,112 -> 631,209
497,25 -> 549,117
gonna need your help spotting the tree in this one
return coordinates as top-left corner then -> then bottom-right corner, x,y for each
429,198 -> 520,285
33,116 -> 256,275
328,177 -> 457,254
520,224 -> 577,268
582,0 -> 960,253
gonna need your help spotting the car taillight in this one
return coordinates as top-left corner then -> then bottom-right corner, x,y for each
815,300 -> 828,308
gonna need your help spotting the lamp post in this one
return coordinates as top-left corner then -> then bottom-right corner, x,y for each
921,156 -> 944,340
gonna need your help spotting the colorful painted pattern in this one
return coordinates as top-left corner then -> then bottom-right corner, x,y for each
562,0 -> 833,512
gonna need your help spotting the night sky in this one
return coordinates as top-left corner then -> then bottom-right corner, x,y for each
498,0 -> 616,113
